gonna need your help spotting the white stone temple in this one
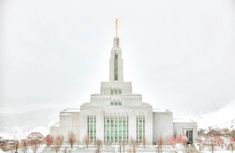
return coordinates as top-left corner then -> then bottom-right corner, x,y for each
50,21 -> 197,145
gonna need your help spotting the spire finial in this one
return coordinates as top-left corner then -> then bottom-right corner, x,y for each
115,18 -> 119,38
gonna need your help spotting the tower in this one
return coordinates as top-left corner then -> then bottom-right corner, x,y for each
109,19 -> 123,81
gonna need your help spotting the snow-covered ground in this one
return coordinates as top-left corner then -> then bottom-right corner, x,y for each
1,145 -> 46,153
1,144 -> 235,153
200,151 -> 232,153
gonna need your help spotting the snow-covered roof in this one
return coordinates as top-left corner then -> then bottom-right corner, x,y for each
174,118 -> 196,123
153,108 -> 171,112
27,132 -> 44,139
28,127 -> 49,137
60,113 -> 72,116
62,108 -> 80,113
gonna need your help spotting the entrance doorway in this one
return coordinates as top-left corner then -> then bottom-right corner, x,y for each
185,130 -> 193,144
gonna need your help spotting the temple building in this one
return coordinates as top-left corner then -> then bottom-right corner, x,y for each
50,21 -> 197,145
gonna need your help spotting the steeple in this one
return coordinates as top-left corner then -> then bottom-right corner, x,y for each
115,18 -> 119,38
113,18 -> 119,47
109,19 -> 123,82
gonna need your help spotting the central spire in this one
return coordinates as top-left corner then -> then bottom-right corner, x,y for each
109,19 -> 123,82
115,18 -> 119,38
113,18 -> 120,47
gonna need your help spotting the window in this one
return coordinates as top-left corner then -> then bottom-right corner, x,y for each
136,115 -> 145,143
104,115 -> 128,144
111,100 -> 122,106
87,115 -> 96,143
111,88 -> 122,95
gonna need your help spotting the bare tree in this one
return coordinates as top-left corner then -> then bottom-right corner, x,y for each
121,139 -> 126,153
96,139 -> 102,153
53,135 -> 64,153
142,138 -> 147,148
45,135 -> 53,147
175,135 -> 187,152
83,135 -> 89,148
156,137 -> 163,153
31,139 -> 39,153
21,140 -> 28,153
230,142 -> 234,153
168,136 -> 176,147
13,140 -> 19,153
67,132 -> 76,149
130,139 -> 136,153
229,130 -> 235,153
1,141 -> 7,152
210,137 -> 215,153
208,136 -> 222,153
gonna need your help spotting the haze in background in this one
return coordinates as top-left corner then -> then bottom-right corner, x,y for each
0,0 -> 235,137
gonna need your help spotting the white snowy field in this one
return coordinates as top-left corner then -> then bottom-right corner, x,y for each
2,144 -> 234,153
41,145 -> 187,153
1,145 -> 46,153
200,151 -> 232,153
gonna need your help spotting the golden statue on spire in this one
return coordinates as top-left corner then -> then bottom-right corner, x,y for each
115,18 -> 119,38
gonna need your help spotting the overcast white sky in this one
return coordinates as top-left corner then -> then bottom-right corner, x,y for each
0,0 -> 235,120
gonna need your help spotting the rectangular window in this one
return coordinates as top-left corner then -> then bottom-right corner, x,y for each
110,99 -> 122,106
104,115 -> 128,144
136,115 -> 145,143
87,115 -> 96,143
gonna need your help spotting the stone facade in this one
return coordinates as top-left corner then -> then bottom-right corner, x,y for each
153,110 -> 173,143
173,119 -> 198,144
